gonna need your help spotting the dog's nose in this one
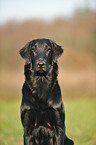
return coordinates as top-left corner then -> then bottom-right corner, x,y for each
37,60 -> 46,67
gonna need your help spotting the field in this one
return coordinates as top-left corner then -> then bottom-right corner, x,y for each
0,11 -> 96,145
0,99 -> 96,145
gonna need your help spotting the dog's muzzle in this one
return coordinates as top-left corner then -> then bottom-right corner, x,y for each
35,59 -> 47,76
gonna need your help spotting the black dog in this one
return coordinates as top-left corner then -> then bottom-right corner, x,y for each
19,38 -> 74,145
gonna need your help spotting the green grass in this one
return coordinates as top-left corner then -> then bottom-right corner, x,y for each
64,99 -> 96,145
0,100 -> 23,145
0,99 -> 96,145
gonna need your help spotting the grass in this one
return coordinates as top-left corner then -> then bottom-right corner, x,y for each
0,100 -> 23,145
64,99 -> 96,145
0,98 -> 96,145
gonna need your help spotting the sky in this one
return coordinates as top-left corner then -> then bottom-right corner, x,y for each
0,0 -> 96,25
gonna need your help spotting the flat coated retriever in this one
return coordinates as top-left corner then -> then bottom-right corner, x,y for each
19,38 -> 74,145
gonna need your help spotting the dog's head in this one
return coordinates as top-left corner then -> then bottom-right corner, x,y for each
19,39 -> 63,76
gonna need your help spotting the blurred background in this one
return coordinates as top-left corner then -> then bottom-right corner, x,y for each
0,0 -> 96,99
0,0 -> 96,145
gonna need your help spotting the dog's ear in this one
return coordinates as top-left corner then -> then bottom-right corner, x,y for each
50,40 -> 64,63
19,42 -> 31,64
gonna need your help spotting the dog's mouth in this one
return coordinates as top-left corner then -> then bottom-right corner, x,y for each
35,70 -> 47,76
35,65 -> 47,76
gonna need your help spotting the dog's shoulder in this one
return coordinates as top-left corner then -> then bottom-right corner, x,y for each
47,81 -> 63,108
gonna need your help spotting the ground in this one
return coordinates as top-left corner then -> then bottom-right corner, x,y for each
0,98 -> 96,145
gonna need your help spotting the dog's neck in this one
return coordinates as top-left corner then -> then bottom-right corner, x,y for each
24,63 -> 58,102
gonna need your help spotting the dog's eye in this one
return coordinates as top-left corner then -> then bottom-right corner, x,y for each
31,45 -> 37,52
47,47 -> 51,52
45,45 -> 51,52
34,45 -> 37,52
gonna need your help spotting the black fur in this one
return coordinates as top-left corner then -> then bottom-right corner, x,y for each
19,38 -> 74,145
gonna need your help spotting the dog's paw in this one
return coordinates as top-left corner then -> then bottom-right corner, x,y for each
64,136 -> 74,145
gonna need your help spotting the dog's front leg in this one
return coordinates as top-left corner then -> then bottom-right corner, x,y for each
56,130 -> 64,145
24,133 -> 34,145
24,134 -> 30,145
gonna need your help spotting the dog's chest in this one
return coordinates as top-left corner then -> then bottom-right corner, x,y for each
32,77 -> 52,99
26,106 -> 60,134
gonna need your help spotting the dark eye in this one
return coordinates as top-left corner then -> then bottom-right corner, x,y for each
45,45 -> 50,52
34,45 -> 37,51
31,45 -> 37,52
